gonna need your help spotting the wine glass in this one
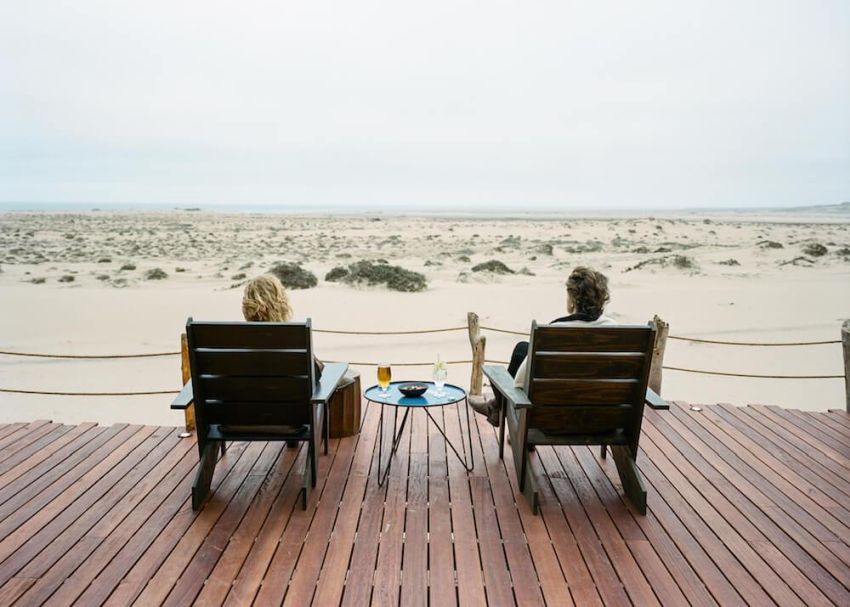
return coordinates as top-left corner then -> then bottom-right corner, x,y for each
432,358 -> 447,396
377,363 -> 392,398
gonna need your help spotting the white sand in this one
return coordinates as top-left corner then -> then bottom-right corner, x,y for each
0,210 -> 847,425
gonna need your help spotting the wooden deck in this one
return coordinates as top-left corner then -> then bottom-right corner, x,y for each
0,401 -> 849,605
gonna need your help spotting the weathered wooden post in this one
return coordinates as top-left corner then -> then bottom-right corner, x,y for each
180,333 -> 195,432
842,320 -> 850,413
648,315 -> 669,395
468,312 -> 486,400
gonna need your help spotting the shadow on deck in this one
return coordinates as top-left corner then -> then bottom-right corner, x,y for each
0,401 -> 849,605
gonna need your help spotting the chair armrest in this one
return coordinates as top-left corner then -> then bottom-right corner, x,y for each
483,364 -> 532,409
170,380 -> 194,410
312,362 -> 349,403
645,388 -> 669,410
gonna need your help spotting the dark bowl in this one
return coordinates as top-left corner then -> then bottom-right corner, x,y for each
398,382 -> 428,398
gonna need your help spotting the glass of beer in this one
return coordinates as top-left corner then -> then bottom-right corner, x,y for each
377,363 -> 392,398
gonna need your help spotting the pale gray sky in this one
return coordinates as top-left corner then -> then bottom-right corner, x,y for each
1,0 -> 848,209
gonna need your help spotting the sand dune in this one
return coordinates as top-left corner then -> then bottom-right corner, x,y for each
0,210 -> 847,425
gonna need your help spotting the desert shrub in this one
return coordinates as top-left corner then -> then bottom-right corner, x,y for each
339,260 -> 427,292
30,277 -> 46,284
231,272 -> 247,280
325,266 -> 349,282
269,262 -> 318,289
717,258 -> 740,266
424,260 -> 442,266
145,268 -> 168,280
519,267 -> 536,276
802,243 -> 827,257
120,263 -> 136,271
96,274 -> 110,281
58,275 -> 75,283
97,257 -> 111,263
536,243 -> 554,255
836,247 -> 850,258
175,267 -> 187,272
471,260 -> 514,274
758,240 -> 783,249
632,246 -> 650,254
672,255 -> 696,270
456,255 -> 471,263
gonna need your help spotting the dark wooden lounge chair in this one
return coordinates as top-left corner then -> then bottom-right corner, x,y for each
171,318 -> 348,510
483,321 -> 668,515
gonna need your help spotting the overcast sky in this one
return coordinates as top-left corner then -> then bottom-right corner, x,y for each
1,0 -> 848,209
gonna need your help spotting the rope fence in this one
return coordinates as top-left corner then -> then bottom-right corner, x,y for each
0,322 -> 845,396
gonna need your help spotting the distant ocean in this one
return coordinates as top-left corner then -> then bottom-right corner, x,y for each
0,201 -> 847,218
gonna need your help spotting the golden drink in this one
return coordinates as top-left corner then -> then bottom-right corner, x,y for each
377,364 -> 392,391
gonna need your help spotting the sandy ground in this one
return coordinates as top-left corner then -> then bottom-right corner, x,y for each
0,209 -> 848,426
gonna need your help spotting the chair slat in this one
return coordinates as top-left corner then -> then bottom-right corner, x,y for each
533,353 -> 645,379
190,322 -> 309,349
529,378 -> 639,405
203,402 -> 311,427
533,326 -> 652,352
194,350 -> 309,376
528,405 -> 633,435
199,376 -> 312,402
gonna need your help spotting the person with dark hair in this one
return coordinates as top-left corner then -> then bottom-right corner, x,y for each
471,266 -> 614,426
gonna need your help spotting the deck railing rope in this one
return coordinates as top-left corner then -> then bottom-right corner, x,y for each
1,316 -> 847,398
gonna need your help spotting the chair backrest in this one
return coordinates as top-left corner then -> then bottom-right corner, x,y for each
524,321 -> 656,448
186,318 -> 315,429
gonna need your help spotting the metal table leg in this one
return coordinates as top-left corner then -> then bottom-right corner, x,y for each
424,397 -> 475,472
377,407 -> 410,487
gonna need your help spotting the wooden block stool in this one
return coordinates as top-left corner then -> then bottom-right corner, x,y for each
328,370 -> 361,438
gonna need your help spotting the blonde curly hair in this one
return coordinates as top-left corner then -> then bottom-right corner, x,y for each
242,274 -> 293,322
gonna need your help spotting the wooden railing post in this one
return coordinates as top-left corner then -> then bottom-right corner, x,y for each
649,315 -> 669,395
181,333 -> 196,432
842,320 -> 850,413
468,312 -> 486,398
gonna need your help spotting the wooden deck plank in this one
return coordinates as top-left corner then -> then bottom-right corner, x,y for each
311,402 -> 380,607
340,405 -> 387,607
0,423 -> 97,492
550,446 -> 664,607
41,444 -> 198,606
426,406 -> 458,607
0,425 -> 153,568
714,405 -> 850,509
11,429 -> 190,605
160,442 -> 287,606
131,440 -> 270,605
636,427 -> 778,606
102,440 -> 255,606
400,412 -> 429,607
0,424 -> 127,531
444,397 -> 506,607
0,400 -> 845,606
0,423 -> 71,471
536,447 -> 634,606
477,420 -> 571,607
748,405 -> 850,471
571,445 -> 714,607
0,420 -> 50,454
191,443 -> 299,607
658,405 -> 846,604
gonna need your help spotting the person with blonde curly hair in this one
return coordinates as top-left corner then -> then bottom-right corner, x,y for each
242,274 -> 294,322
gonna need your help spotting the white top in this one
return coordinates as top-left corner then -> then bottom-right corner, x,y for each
513,314 -> 616,388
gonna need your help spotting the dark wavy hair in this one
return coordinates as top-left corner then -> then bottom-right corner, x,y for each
566,267 -> 610,319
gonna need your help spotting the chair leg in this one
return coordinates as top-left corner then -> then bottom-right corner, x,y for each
323,406 -> 329,455
611,446 -> 647,514
309,438 -> 318,488
192,442 -> 218,510
498,396 -> 506,460
600,444 -> 607,459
